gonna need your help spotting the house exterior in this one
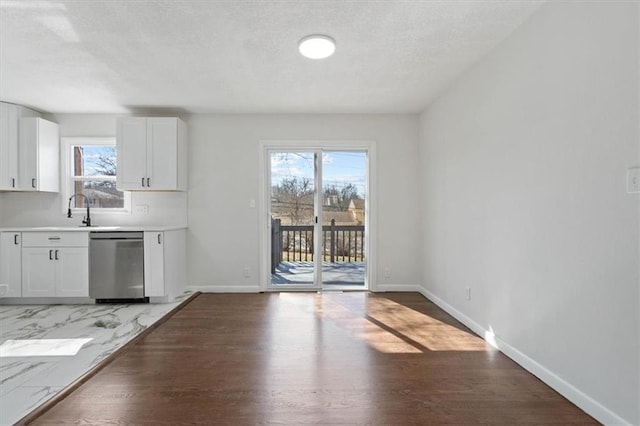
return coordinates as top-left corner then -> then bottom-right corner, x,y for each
348,198 -> 364,224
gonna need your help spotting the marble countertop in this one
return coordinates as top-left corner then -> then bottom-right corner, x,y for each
0,292 -> 193,426
0,225 -> 187,232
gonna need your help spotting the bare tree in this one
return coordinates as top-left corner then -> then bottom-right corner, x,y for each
93,147 -> 117,176
272,177 -> 314,225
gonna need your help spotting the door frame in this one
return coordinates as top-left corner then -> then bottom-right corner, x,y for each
258,140 -> 377,292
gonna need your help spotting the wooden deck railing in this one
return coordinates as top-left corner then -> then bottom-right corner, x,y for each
271,219 -> 365,273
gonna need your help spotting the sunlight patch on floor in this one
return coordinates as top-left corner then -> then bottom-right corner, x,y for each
0,338 -> 93,357
365,298 -> 487,352
291,292 -> 489,353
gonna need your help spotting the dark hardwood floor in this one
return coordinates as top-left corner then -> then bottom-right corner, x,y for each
30,292 -> 598,425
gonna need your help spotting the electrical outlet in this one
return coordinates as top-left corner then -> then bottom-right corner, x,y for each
465,287 -> 471,301
628,168 -> 640,193
0,285 -> 8,296
384,267 -> 391,278
243,267 -> 250,278
135,204 -> 149,215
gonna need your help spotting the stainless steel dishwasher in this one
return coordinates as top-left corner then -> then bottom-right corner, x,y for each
89,232 -> 147,303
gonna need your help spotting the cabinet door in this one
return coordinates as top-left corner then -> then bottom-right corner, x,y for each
146,118 -> 178,190
35,119 -> 60,192
0,103 -> 19,190
18,118 -> 59,192
22,248 -> 56,297
144,232 -> 165,297
117,117 -> 148,190
56,248 -> 89,297
19,118 -> 38,190
0,233 -> 22,297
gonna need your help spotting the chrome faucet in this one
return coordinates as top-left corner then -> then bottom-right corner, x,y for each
67,194 -> 92,227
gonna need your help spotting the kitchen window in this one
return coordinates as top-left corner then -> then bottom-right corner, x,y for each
61,137 -> 130,212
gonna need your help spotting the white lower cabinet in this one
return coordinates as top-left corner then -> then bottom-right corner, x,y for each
21,233 -> 89,298
2,229 -> 184,302
144,230 -> 186,302
144,231 -> 165,297
22,248 -> 56,297
0,232 -> 22,297
58,248 -> 89,297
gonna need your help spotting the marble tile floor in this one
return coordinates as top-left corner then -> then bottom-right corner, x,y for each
0,293 -> 192,426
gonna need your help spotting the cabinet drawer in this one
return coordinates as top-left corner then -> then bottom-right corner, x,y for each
22,232 -> 89,247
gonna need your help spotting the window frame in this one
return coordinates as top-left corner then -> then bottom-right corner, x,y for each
61,137 -> 131,215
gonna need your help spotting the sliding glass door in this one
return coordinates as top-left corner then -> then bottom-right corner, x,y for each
269,151 -> 319,288
320,152 -> 366,288
267,150 -> 367,290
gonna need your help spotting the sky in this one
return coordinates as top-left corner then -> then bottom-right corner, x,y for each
75,146 -> 367,196
74,145 -> 115,176
270,151 -> 367,197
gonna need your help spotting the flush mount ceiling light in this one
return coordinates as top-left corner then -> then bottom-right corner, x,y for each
298,35 -> 336,59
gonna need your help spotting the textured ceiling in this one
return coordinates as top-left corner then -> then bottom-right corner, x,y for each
0,0 -> 544,114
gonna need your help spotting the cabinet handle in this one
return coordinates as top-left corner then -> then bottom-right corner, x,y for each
55,250 -> 59,260
49,250 -> 53,260
31,178 -> 36,188
147,177 -> 151,187
157,233 -> 162,244
48,237 -> 61,241
141,177 -> 145,187
11,178 -> 15,188
14,234 -> 19,245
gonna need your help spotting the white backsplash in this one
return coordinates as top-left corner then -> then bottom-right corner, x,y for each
0,190 -> 187,228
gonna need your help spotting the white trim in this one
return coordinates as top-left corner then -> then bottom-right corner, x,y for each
60,137 -> 131,215
314,151 -> 323,288
187,285 -> 262,293
417,286 -> 632,426
258,140 -> 377,293
376,284 -> 423,293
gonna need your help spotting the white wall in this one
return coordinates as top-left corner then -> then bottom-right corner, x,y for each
418,2 -> 639,425
0,114 -> 188,227
187,114 -> 421,291
0,113 -> 422,292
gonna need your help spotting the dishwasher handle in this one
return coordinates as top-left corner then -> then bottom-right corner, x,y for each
90,232 -> 144,240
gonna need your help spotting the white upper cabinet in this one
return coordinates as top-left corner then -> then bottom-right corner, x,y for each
117,117 -> 147,189
0,103 -> 19,190
19,117 -> 60,192
116,117 -> 187,191
0,102 -> 44,191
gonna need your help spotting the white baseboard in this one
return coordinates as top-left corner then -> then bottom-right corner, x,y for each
374,284 -> 423,292
417,286 -> 632,426
187,284 -> 427,294
187,285 -> 262,293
